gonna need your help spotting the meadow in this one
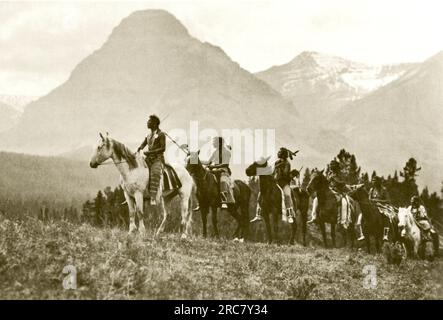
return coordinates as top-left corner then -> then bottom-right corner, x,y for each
0,213 -> 441,300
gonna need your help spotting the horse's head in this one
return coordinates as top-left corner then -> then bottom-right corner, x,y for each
185,149 -> 205,178
245,156 -> 271,177
306,169 -> 326,195
90,132 -> 113,168
397,207 -> 411,238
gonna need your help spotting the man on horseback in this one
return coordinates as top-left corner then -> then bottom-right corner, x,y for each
408,196 -> 439,256
201,136 -> 234,209
274,147 -> 297,223
250,148 -> 298,223
137,114 -> 165,206
368,175 -> 392,240
308,160 -> 348,225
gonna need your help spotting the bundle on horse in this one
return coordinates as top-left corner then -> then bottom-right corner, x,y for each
245,157 -> 308,245
185,151 -> 251,241
306,169 -> 358,248
89,133 -> 195,238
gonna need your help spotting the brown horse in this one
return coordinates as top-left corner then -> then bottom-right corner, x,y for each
348,185 -> 387,253
306,169 -> 339,247
245,159 -> 308,245
185,154 -> 251,240
290,170 -> 310,246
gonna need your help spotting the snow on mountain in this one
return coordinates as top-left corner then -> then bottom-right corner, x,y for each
256,51 -> 416,121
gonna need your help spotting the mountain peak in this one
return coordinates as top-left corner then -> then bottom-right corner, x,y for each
109,9 -> 189,41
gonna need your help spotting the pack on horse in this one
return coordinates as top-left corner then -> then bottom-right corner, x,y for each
246,148 -> 306,245
185,148 -> 251,241
306,169 -> 357,248
89,116 -> 195,238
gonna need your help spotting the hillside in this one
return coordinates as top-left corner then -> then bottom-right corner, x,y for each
0,102 -> 20,133
0,152 -> 118,203
0,216 -> 441,299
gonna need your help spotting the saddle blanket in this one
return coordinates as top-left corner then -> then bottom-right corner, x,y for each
163,163 -> 182,191
374,202 -> 397,221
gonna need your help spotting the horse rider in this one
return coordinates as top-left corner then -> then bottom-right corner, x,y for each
307,160 -> 348,224
137,114 -> 165,206
251,148 -> 297,223
201,136 -> 234,209
368,175 -> 392,240
274,148 -> 297,223
408,195 -> 439,256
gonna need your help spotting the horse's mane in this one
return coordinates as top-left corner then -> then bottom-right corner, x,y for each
112,139 -> 138,169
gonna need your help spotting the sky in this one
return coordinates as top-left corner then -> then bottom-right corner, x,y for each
0,0 -> 442,97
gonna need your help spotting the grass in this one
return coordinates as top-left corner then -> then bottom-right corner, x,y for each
0,214 -> 442,300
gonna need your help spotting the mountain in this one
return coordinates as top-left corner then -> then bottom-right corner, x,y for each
0,10 -> 296,157
334,51 -> 443,190
255,51 -> 415,121
0,95 -> 37,112
0,102 -> 20,133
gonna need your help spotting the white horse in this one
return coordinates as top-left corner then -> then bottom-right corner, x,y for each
397,207 -> 422,258
89,132 -> 195,238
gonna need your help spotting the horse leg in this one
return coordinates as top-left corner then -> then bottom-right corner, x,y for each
263,210 -> 272,244
365,229 -> 371,254
211,206 -> 220,238
302,211 -> 307,246
320,222 -> 328,248
125,192 -> 137,234
201,206 -> 208,238
179,193 -> 191,239
240,202 -> 250,241
155,197 -> 167,238
290,220 -> 297,245
331,223 -> 336,248
272,209 -> 279,244
134,192 -> 146,236
228,204 -> 241,240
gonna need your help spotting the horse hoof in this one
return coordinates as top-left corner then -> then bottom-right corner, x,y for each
181,234 -> 188,240
238,238 -> 244,243
233,237 -> 239,242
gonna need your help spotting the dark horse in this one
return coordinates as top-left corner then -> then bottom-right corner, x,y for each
245,159 -> 309,245
307,169 -> 358,248
348,185 -> 387,253
185,154 -> 251,240
291,170 -> 310,246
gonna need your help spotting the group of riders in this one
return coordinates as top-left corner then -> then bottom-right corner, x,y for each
137,114 -> 438,248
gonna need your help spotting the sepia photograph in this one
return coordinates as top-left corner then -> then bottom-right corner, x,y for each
0,0 -> 442,306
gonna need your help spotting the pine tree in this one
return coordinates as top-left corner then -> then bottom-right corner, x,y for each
399,158 -> 420,205
94,190 -> 105,226
328,149 -> 361,184
359,172 -> 370,190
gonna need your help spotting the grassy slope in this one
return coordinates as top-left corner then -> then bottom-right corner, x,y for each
0,215 -> 441,300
